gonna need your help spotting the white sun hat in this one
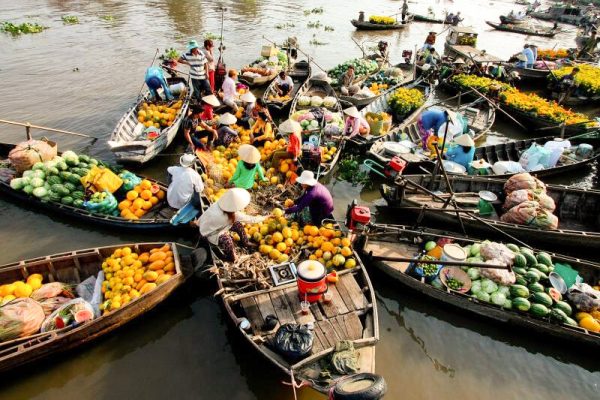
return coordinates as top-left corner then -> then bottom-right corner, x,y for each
180,153 -> 196,167
454,134 -> 475,147
219,112 -> 237,125
240,92 -> 256,103
343,106 -> 361,119
238,144 -> 261,164
279,119 -> 302,134
202,94 -> 220,107
470,159 -> 492,169
295,170 -> 318,186
217,188 -> 251,212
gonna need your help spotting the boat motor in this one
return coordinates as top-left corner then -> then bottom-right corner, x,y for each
384,156 -> 407,179
346,200 -> 371,232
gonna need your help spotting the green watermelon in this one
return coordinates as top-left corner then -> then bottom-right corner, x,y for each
67,174 -> 82,185
46,175 -> 62,186
514,254 -> 527,269
513,297 -> 531,312
528,282 -> 545,293
79,154 -> 91,163
551,308 -> 568,322
522,251 -> 537,267
63,182 -> 77,192
51,184 -> 70,197
73,199 -> 84,208
513,266 -> 527,276
533,263 -> 549,274
71,191 -> 84,200
61,196 -> 74,206
529,303 -> 550,317
547,287 -> 562,302
89,158 -> 99,166
47,191 -> 61,203
506,243 -> 520,253
532,292 -> 553,308
60,171 -> 72,181
554,301 -> 572,316
56,161 -> 68,171
529,268 -> 548,280
536,252 -> 553,267
515,275 -> 528,286
47,166 -> 60,176
510,285 -> 530,298
525,270 -> 540,283
564,317 -> 578,327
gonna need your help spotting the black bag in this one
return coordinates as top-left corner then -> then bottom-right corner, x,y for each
272,323 -> 313,361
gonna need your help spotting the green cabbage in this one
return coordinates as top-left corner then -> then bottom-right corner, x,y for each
32,162 -> 45,171
471,280 -> 482,294
22,170 -> 35,179
62,150 -> 79,166
470,243 -> 481,256
30,177 -> 45,188
503,299 -> 512,309
22,185 -> 34,194
481,278 -> 498,294
10,178 -> 24,190
32,187 -> 47,198
491,291 -> 507,306
497,286 -> 510,297
476,291 -> 490,302
467,267 -> 480,280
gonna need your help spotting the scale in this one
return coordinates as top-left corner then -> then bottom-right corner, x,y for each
269,262 -> 297,286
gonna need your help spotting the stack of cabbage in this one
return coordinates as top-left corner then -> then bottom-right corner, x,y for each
9,150 -> 102,209
297,95 -> 338,109
328,59 -> 379,86
290,109 -> 344,132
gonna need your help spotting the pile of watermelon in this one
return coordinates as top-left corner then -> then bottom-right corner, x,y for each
9,150 -> 103,209
459,241 -> 577,327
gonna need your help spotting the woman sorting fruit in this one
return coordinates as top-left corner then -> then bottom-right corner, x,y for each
250,99 -> 274,147
343,106 -> 370,138
238,92 -> 256,128
195,188 -> 268,262
285,170 -> 334,225
271,119 -> 302,167
214,112 -> 239,147
227,144 -> 268,190
144,66 -> 173,101
182,104 -> 218,151
417,108 -> 455,150
166,153 -> 204,209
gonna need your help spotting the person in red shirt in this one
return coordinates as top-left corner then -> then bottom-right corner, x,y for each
272,119 -> 302,169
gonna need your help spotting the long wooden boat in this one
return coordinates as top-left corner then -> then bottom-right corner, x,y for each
366,96 -> 495,164
380,174 -> 600,252
485,21 -> 557,37
351,19 -> 409,31
289,77 -> 344,180
262,60 -> 311,115
500,103 -> 599,136
530,5 -> 587,26
549,90 -> 600,106
444,27 -> 504,64
355,223 -> 600,348
346,79 -> 434,152
108,76 -> 191,165
499,15 -> 530,25
211,235 -> 379,393
503,63 -> 552,81
0,242 -> 193,373
411,13 -> 444,24
0,143 -> 199,231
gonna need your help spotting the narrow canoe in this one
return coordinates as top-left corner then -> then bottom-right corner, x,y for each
485,21 -> 557,37
502,64 -> 552,81
549,90 -> 600,106
411,14 -> 444,24
366,96 -> 495,164
0,143 -> 200,231
262,60 -> 311,115
380,174 -> 600,252
239,69 -> 279,88
0,242 -> 193,373
351,19 -> 408,31
355,223 -> 600,348
499,103 -> 599,136
210,230 -> 379,394
108,76 -> 192,165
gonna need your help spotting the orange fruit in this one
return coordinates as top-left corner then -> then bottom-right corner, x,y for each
126,191 -> 138,201
156,190 -> 165,200
309,226 -> 319,237
141,180 -> 152,190
120,208 -> 132,218
149,196 -> 159,205
118,200 -> 132,211
142,200 -> 153,210
134,209 -> 145,218
133,198 -> 145,209
276,242 -> 287,252
140,189 -> 152,200
321,241 -> 334,253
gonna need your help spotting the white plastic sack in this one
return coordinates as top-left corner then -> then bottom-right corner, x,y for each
519,143 -> 551,172
492,161 -> 525,175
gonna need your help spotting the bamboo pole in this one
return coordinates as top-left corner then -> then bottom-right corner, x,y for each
0,119 -> 98,142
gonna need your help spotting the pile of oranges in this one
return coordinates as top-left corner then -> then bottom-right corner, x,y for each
0,274 -> 44,305
118,179 -> 165,220
137,101 -> 182,129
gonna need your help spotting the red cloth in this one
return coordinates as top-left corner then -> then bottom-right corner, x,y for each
208,70 -> 215,91
287,132 -> 301,158
200,104 -> 214,121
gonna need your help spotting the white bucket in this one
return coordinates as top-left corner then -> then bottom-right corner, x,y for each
169,82 -> 185,95
441,244 -> 467,263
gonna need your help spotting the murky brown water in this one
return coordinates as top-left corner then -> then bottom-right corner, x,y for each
0,0 -> 599,399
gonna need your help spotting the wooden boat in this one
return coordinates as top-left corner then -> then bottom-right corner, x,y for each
366,96 -> 495,165
239,69 -> 279,88
346,79 -> 433,152
549,90 -> 600,106
0,242 -> 193,373
289,77 -> 344,180
500,103 -> 599,136
108,76 -> 191,165
499,15 -> 530,25
351,18 -> 410,31
355,223 -> 600,348
0,143 -> 199,231
485,21 -> 557,37
530,5 -> 588,26
211,240 -> 379,393
502,63 -> 552,81
262,60 -> 311,114
444,27 -> 503,64
411,13 -> 444,24
380,174 -> 600,252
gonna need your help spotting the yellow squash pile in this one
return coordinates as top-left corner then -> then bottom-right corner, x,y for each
389,87 -> 425,117
137,100 -> 183,129
100,244 -> 174,314
320,145 -> 337,163
0,274 -> 44,305
118,179 -> 166,220
537,48 -> 569,60
368,83 -> 389,95
575,310 -> 600,333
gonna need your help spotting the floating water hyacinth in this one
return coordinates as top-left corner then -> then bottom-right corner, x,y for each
1,21 -> 48,35
61,15 -> 79,24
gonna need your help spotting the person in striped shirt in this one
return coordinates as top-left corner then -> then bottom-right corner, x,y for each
179,40 -> 211,100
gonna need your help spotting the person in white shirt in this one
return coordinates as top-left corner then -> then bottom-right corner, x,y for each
219,69 -> 239,112
194,188 -> 269,261
274,71 -> 294,96
166,153 -> 204,209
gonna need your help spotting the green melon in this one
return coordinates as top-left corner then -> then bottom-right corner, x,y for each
536,252 -> 553,267
514,254 -> 527,269
529,303 -> 550,317
512,297 -> 531,312
532,292 -> 553,308
554,301 -> 572,316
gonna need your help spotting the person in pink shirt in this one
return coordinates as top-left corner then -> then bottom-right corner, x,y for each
343,106 -> 370,138
219,69 -> 239,113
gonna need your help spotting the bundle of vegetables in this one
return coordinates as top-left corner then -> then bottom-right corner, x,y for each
119,170 -> 142,192
364,71 -> 400,88
537,48 -> 569,60
368,15 -> 396,25
388,87 -> 425,118
328,58 -> 379,85
450,74 -> 510,94
291,109 -> 344,132
159,47 -> 180,62
550,64 -> 600,97
9,151 -> 102,209
244,51 -> 288,74
84,191 -> 118,216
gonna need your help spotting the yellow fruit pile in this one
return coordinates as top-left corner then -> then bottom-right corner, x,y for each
118,179 -> 165,220
268,94 -> 291,102
100,244 -> 174,314
551,64 -> 600,97
575,311 -> 600,333
389,87 -> 425,117
320,146 -> 337,163
137,100 -> 183,129
368,15 -> 396,25
368,83 -> 388,95
0,274 -> 43,305
451,74 -> 510,94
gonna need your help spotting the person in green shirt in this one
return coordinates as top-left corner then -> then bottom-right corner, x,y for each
228,144 -> 268,189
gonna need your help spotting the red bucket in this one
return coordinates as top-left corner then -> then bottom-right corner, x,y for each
297,261 -> 327,303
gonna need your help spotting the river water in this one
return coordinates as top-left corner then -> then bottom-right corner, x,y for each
0,0 -> 599,399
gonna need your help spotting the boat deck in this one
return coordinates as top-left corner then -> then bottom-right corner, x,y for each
447,44 -> 503,63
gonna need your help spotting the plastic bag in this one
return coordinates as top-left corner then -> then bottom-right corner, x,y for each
31,282 -> 74,301
331,340 -> 360,375
479,242 -> 515,266
80,166 -> 123,194
9,139 -> 57,174
76,276 -> 96,302
501,201 -> 558,229
519,143 -> 551,171
567,283 -> 600,312
503,189 -> 555,211
492,161 -> 525,175
41,298 -> 95,332
0,298 -> 46,342
84,191 -> 118,215
272,323 -> 313,361
119,170 -> 142,192
480,259 -> 516,286
39,297 -> 72,316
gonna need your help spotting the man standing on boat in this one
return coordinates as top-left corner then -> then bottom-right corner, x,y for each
167,153 -> 204,210
179,40 -> 211,101
144,66 -> 174,101
401,0 -> 409,23
521,44 -> 535,68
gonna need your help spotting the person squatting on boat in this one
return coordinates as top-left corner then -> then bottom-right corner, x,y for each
284,171 -> 334,226
444,134 -> 475,171
272,119 -> 302,167
144,66 -> 174,101
274,71 -> 294,97
183,103 -> 218,151
167,154 -> 204,210
343,106 -> 370,138
340,65 -> 359,96
250,99 -> 275,147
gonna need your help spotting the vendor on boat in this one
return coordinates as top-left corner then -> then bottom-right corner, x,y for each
274,71 -> 294,96
272,119 -> 302,167
418,108 -> 456,150
195,188 -> 268,262
521,44 -> 535,68
401,0 -> 409,23
451,12 -> 463,26
227,144 -> 268,190
144,66 -> 174,101
214,112 -> 239,147
423,47 -> 441,66
469,159 -> 492,176
239,92 -> 256,127
183,104 -> 218,151
423,31 -> 436,50
285,170 -> 334,226
202,39 -> 216,92
340,65 -> 359,96
250,99 -> 274,147
219,69 -> 239,113
199,94 -> 221,122
557,67 -> 580,102
167,153 -> 204,209
444,134 -> 475,170
343,106 -> 370,138
179,40 -> 211,101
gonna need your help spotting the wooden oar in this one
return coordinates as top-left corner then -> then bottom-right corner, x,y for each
0,119 -> 98,143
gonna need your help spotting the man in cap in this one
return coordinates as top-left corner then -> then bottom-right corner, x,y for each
144,66 -> 174,101
274,70 -> 294,97
343,106 -> 370,138
167,153 -> 204,209
179,40 -> 211,100
214,112 -> 239,147
219,69 -> 239,113
285,171 -> 334,226
228,144 -> 268,190
444,134 -> 475,170
182,103 -> 218,152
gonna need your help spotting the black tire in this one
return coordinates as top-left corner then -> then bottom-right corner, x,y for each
332,373 -> 387,400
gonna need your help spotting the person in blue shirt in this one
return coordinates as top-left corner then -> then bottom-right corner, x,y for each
522,44 -> 534,68
417,108 -> 450,149
444,134 -> 475,170
144,66 -> 173,101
